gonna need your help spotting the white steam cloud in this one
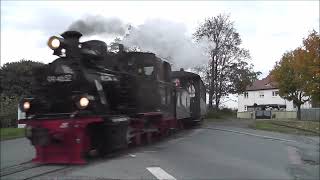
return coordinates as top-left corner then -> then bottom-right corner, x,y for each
68,16 -> 209,69
122,19 -> 208,69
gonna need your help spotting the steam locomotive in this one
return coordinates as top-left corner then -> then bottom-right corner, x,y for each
19,31 -> 206,164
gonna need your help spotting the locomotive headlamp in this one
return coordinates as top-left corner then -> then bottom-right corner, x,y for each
77,97 -> 89,109
23,101 -> 31,111
48,36 -> 61,50
19,98 -> 33,112
80,97 -> 89,107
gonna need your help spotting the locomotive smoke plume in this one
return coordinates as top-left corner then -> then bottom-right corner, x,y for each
122,19 -> 208,69
68,15 -> 128,36
68,16 -> 208,69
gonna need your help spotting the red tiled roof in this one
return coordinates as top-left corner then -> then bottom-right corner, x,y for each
246,75 -> 278,91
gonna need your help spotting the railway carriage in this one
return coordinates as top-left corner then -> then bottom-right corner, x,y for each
171,70 -> 207,125
18,31 -> 206,164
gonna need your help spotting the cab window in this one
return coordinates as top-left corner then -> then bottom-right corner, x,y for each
144,66 -> 154,76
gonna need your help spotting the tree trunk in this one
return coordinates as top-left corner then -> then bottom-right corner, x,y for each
215,99 -> 220,109
215,76 -> 223,110
208,91 -> 213,108
297,105 -> 301,120
208,54 -> 215,109
215,90 -> 220,109
211,53 -> 219,110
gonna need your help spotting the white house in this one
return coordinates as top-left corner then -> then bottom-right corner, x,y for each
238,75 -> 312,112
17,105 -> 26,128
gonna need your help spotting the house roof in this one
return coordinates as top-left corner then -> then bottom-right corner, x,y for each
246,75 -> 278,91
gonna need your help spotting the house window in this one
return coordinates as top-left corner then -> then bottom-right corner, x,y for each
259,92 -> 264,98
244,92 -> 248,98
244,105 -> 247,111
272,91 -> 279,97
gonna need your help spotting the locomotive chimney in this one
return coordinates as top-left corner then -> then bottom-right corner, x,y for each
61,31 -> 82,44
60,31 -> 83,57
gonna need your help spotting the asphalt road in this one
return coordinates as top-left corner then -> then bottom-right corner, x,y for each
0,138 -> 34,169
1,120 -> 319,180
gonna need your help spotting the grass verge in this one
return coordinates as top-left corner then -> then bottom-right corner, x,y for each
0,128 -> 25,141
249,120 -> 320,136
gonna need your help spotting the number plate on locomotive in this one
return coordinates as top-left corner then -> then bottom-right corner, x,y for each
47,74 -> 72,82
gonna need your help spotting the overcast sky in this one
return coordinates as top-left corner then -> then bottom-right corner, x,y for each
1,0 -> 319,108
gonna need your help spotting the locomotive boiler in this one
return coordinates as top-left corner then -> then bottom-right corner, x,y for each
19,31 -> 206,164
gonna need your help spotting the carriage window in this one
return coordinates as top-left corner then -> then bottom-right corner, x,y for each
165,88 -> 167,104
128,58 -> 134,66
160,88 -> 166,105
181,91 -> 188,107
186,96 -> 188,107
163,62 -> 171,82
189,84 -> 196,97
144,66 -> 154,76
167,88 -> 171,104
200,82 -> 206,100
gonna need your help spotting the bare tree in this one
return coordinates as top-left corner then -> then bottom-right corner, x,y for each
194,14 -> 260,109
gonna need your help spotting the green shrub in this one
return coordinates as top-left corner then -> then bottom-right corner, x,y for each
206,108 -> 236,119
0,95 -> 19,128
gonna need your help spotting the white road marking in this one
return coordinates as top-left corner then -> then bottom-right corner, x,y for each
143,151 -> 157,153
146,167 -> 176,180
128,154 -> 136,157
287,146 -> 303,165
168,137 -> 185,144
205,127 -> 299,143
187,129 -> 205,137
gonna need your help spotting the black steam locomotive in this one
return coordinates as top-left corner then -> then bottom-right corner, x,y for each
19,31 -> 206,164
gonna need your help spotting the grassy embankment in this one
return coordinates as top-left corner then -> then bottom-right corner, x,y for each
205,108 -> 237,122
0,128 -> 25,141
250,120 -> 320,136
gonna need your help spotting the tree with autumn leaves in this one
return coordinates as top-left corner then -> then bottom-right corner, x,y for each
272,30 -> 320,119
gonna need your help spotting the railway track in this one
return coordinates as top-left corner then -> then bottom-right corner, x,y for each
0,128 -> 198,179
0,162 -> 40,176
0,162 -> 68,180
